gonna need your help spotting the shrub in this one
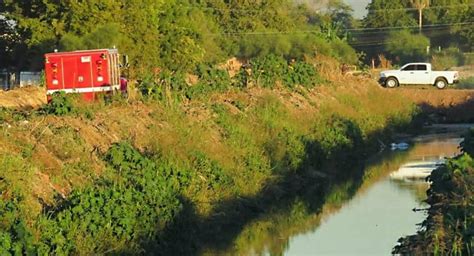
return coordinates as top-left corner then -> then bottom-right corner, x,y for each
237,55 -> 321,89
185,65 -> 231,100
191,151 -> 233,190
0,198 -> 36,255
385,30 -> 430,64
461,128 -> 474,155
250,54 -> 288,89
138,70 -> 187,103
431,47 -> 463,70
42,92 -> 75,116
35,142 -> 184,254
314,115 -> 364,165
283,61 -> 320,89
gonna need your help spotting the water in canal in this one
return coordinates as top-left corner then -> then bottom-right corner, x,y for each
233,128 -> 465,256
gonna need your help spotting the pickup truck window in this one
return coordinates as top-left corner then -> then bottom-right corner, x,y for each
402,65 -> 416,71
416,65 -> 427,71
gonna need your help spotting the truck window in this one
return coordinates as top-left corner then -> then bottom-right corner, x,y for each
402,65 -> 416,71
416,65 -> 427,71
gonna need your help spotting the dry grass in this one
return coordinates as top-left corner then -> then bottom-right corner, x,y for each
0,86 -> 47,109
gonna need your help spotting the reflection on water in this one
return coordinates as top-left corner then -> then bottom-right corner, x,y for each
223,131 -> 464,256
286,179 -> 427,256
283,135 -> 462,256
390,137 -> 462,181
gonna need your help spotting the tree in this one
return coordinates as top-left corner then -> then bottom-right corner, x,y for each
385,30 -> 430,63
0,0 -> 164,74
0,18 -> 16,70
327,0 -> 355,30
0,0 -> 360,75
59,23 -> 124,51
364,0 -> 417,28
410,0 -> 430,32
424,0 -> 474,50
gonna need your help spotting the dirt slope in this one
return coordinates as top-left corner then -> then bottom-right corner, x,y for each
395,87 -> 474,122
0,86 -> 47,109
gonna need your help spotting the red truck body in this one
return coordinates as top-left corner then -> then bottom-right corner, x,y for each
44,49 -> 121,101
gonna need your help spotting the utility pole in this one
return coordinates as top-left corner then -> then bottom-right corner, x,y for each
410,0 -> 430,33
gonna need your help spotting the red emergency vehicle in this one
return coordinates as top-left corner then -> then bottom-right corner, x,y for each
44,49 -> 121,101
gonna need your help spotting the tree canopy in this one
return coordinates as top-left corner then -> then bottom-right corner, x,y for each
385,30 -> 430,63
357,0 -> 473,65
0,0 -> 359,76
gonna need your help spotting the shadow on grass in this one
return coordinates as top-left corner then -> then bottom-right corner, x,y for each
137,119 -> 380,255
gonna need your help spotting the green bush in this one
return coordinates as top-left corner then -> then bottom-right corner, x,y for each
42,92 -> 75,116
0,198 -> 36,255
431,47 -> 464,70
138,70 -> 187,103
385,30 -> 430,64
236,55 -> 320,90
314,116 -> 364,165
34,142 -> 184,254
283,61 -> 320,89
185,65 -> 231,100
139,57 -> 321,100
250,54 -> 288,89
461,128 -> 474,155
191,151 -> 233,190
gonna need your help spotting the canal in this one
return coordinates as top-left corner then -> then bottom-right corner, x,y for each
229,126 -> 466,256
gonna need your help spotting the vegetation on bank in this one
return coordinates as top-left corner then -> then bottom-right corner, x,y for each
0,57 -> 420,254
394,129 -> 474,255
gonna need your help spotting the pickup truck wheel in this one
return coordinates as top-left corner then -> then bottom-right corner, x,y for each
435,78 -> 447,89
386,77 -> 398,88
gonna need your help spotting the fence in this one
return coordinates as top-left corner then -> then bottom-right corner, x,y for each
0,71 -> 42,90
19,71 -> 42,87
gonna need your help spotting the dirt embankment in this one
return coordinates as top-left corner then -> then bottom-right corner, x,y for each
395,88 -> 474,122
0,87 -> 47,109
4,84 -> 474,122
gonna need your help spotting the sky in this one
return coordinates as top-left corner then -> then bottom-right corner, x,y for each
294,0 -> 372,19
344,0 -> 372,19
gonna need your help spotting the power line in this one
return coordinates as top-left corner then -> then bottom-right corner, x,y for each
176,3 -> 474,15
365,4 -> 474,13
347,22 -> 473,32
204,22 -> 473,37
350,25 -> 461,35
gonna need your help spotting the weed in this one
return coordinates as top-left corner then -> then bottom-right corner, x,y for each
33,142 -> 184,254
42,92 -> 75,116
186,65 -> 231,100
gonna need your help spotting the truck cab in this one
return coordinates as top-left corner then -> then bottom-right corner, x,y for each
379,63 -> 459,89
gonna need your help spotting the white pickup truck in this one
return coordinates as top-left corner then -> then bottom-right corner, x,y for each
379,63 -> 459,89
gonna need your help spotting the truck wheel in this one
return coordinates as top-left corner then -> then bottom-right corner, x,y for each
435,78 -> 447,89
386,77 -> 398,88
